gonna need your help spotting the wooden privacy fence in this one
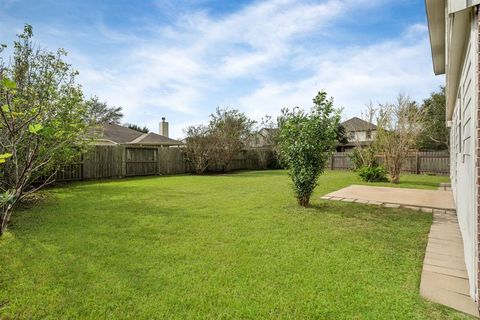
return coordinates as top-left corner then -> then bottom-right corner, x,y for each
330,151 -> 450,175
54,145 -> 272,182
55,146 -> 449,182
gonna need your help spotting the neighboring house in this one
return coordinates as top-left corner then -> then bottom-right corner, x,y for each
247,128 -> 278,148
426,0 -> 480,303
91,122 -> 183,147
337,117 -> 376,152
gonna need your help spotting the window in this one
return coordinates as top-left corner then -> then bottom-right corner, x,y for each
348,131 -> 355,140
366,130 -> 371,140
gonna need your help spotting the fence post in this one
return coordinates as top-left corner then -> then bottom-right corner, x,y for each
82,148 -> 92,180
330,155 -> 334,170
120,145 -> 127,177
415,152 -> 420,174
156,147 -> 161,175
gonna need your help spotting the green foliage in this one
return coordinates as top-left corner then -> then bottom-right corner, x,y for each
358,166 -> 388,182
84,96 -> 123,125
28,123 -> 43,134
0,190 -> 15,205
278,90 -> 341,206
125,123 -> 149,133
209,107 -> 256,172
349,147 -> 377,171
335,124 -> 349,145
417,86 -> 448,151
0,153 -> 12,164
349,148 -> 364,171
183,108 -> 255,174
0,77 -> 16,89
0,24 -> 92,234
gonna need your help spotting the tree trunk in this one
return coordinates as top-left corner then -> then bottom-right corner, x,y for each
390,167 -> 400,184
0,204 -> 14,236
297,196 -> 310,207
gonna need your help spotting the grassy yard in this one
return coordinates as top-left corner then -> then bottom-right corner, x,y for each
0,170 -> 470,319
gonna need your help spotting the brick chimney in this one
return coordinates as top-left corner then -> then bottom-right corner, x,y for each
159,117 -> 169,137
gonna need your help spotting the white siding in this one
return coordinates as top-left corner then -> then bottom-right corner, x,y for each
451,17 -> 478,299
347,130 -> 376,143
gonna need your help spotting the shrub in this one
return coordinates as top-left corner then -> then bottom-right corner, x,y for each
183,124 -> 214,174
278,90 -> 340,206
349,146 -> 377,171
358,166 -> 388,182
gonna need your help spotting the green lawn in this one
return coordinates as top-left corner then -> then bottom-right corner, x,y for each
0,170 -> 470,319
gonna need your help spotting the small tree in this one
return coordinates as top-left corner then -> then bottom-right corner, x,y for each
183,124 -> 214,174
0,25 -> 90,235
209,108 -> 255,173
278,90 -> 341,206
84,96 -> 123,125
375,94 -> 422,184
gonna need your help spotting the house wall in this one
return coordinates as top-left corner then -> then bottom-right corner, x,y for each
347,130 -> 376,143
451,11 -> 478,299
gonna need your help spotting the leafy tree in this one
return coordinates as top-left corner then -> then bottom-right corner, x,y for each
125,123 -> 149,133
0,25 -> 91,235
375,94 -> 422,184
85,96 -> 123,124
209,107 -> 255,173
278,90 -> 341,206
417,87 -> 448,150
335,124 -> 348,145
183,124 -> 215,174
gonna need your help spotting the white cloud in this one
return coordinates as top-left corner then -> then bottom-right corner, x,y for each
71,0 -> 357,136
55,0 -> 440,137
238,23 -> 444,122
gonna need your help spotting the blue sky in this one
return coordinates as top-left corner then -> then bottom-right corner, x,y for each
0,0 -> 444,138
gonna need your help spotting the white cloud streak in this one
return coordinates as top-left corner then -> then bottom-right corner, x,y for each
59,0 -> 441,137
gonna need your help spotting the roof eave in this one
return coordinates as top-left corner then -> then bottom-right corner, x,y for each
445,7 -> 472,120
425,0 -> 446,75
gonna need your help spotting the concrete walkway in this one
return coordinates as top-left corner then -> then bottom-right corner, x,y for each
321,185 -> 479,317
420,210 -> 479,317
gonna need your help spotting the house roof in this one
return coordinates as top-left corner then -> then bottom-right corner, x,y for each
341,117 -> 376,132
92,123 -> 183,146
129,132 -> 183,146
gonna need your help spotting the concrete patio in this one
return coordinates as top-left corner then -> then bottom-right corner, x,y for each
321,185 -> 455,211
321,185 -> 479,317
